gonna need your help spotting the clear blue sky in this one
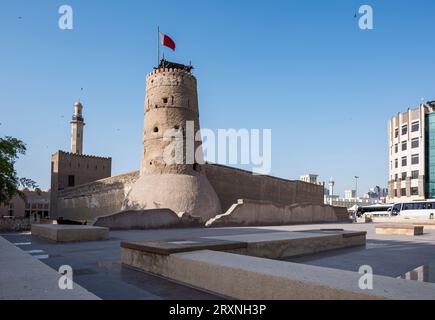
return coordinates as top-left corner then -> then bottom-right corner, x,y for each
1,0 -> 435,196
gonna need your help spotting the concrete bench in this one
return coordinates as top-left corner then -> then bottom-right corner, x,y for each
412,221 -> 435,230
31,224 -> 109,242
121,230 -> 366,262
122,248 -> 435,300
375,224 -> 424,236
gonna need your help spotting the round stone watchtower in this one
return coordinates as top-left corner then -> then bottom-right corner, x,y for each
126,60 -> 222,221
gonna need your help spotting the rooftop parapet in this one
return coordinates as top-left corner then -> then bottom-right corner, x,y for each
54,150 -> 112,160
155,59 -> 193,73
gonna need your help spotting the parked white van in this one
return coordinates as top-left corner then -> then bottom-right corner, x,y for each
391,201 -> 435,219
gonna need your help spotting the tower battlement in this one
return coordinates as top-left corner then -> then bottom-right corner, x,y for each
146,67 -> 197,92
155,59 -> 193,72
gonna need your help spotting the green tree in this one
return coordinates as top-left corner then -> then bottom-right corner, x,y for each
0,136 -> 38,205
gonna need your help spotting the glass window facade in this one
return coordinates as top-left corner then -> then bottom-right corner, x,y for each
426,113 -> 435,198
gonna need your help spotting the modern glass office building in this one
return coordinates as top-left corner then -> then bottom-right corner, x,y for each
388,101 -> 435,203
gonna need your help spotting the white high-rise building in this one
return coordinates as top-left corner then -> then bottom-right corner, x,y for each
387,101 -> 435,202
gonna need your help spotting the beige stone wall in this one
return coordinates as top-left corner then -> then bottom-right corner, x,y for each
204,163 -> 324,212
141,67 -> 202,176
54,163 -> 327,223
0,217 -> 31,232
205,199 -> 348,227
55,171 -> 139,221
93,209 -> 201,230
51,151 -> 112,217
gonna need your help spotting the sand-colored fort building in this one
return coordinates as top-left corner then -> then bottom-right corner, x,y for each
51,60 -> 347,228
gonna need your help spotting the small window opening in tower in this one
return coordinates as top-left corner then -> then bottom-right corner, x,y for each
162,97 -> 168,104
193,163 -> 199,172
68,175 -> 75,187
171,96 -> 174,104
95,165 -> 98,170
153,127 -> 159,133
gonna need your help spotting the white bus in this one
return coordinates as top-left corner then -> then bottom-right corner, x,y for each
391,201 -> 435,219
355,204 -> 393,217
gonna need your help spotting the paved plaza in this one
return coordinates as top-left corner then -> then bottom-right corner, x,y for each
2,222 -> 435,299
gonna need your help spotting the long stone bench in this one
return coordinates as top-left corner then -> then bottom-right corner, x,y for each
31,224 -> 109,242
121,230 -> 366,262
375,224 -> 424,236
122,248 -> 435,300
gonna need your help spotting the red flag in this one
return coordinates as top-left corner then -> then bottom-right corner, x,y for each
160,32 -> 176,51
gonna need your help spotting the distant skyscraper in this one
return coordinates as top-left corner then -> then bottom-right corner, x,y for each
344,190 -> 356,199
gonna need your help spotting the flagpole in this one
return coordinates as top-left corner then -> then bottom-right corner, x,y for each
157,26 -> 160,66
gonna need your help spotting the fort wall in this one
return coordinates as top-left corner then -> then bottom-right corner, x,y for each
55,171 -> 139,221
204,163 -> 324,212
54,164 -> 327,223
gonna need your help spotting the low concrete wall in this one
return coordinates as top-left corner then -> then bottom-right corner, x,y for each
56,171 -> 139,221
122,249 -> 435,300
206,199 -> 349,227
372,216 -> 435,224
204,231 -> 365,259
204,164 -> 324,212
93,209 -> 202,230
375,225 -> 424,236
31,224 -> 109,242
0,217 -> 31,232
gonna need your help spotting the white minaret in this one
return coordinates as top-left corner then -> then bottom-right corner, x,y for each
328,177 -> 335,196
70,100 -> 85,154
328,178 -> 335,206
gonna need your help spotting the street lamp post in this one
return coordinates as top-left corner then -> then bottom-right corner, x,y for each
355,176 -> 359,199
